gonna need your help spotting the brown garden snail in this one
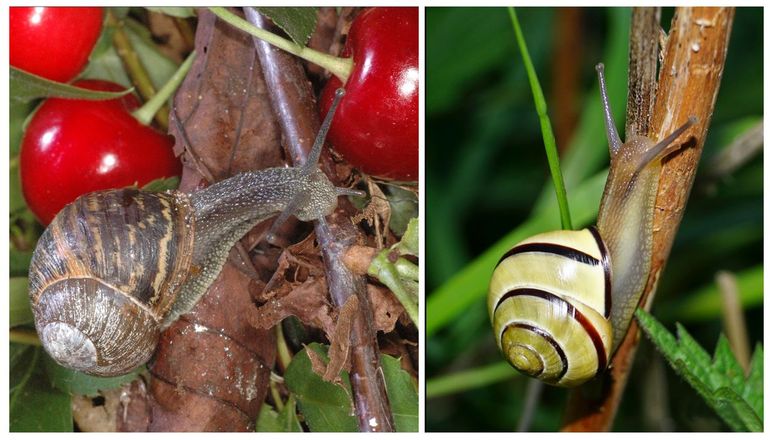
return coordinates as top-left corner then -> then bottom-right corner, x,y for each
488,64 -> 697,386
28,89 -> 361,377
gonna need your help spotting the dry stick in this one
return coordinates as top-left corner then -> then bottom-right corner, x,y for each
562,7 -> 734,431
716,271 -> 751,373
245,9 -> 395,432
625,7 -> 661,138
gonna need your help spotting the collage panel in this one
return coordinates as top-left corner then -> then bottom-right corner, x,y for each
9,6 -> 418,432
426,6 -> 762,432
6,4 -> 766,434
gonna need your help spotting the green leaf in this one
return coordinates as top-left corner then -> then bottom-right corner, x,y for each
397,217 -> 419,257
9,157 -> 28,217
636,309 -> 763,431
744,344 -> 763,416
713,335 -> 746,390
387,185 -> 419,237
381,355 -> 418,432
256,397 -> 303,432
509,7 -> 571,230
145,7 -> 196,18
10,248 -> 33,277
10,346 -> 73,432
285,343 -> 358,432
10,277 -> 33,327
43,354 -> 142,396
285,343 -> 418,432
10,98 -> 34,157
140,176 -> 180,192
254,7 -> 318,46
10,67 -> 133,103
426,361 -> 517,399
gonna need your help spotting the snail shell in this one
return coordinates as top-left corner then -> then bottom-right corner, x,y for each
488,227 -> 612,387
488,64 -> 696,386
28,89 -> 357,377
29,190 -> 194,376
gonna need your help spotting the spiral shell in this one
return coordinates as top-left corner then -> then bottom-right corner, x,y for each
28,189 -> 195,376
488,227 -> 613,387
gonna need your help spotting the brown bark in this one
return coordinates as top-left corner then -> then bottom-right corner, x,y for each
562,7 -> 734,431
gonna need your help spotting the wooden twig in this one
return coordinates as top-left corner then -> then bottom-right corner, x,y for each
625,7 -> 661,138
245,8 -> 395,432
562,7 -> 734,431
717,271 -> 751,373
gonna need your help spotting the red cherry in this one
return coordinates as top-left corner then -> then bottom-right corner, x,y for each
320,7 -> 418,181
10,7 -> 103,83
20,79 -> 181,225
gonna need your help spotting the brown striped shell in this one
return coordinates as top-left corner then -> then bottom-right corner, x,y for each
488,227 -> 613,387
28,189 -> 195,376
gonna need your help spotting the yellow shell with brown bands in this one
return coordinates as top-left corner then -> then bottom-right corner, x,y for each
488,227 -> 613,387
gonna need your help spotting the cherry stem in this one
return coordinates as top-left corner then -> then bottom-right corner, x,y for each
133,51 -> 196,126
209,7 -> 354,83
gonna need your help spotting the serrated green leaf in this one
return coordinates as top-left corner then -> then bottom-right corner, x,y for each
10,277 -> 33,327
671,358 -> 715,404
10,67 -> 133,103
254,7 -> 318,46
636,309 -> 763,432
146,7 -> 196,18
43,354 -> 141,396
381,355 -> 418,432
10,347 -> 73,432
140,176 -> 180,192
634,308 -> 678,352
713,334 -> 745,390
744,344 -> 763,415
674,324 -> 716,388
713,387 -> 763,432
285,343 -> 358,432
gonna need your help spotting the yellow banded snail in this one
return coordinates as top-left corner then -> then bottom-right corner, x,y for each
488,64 -> 696,387
29,89 -> 361,377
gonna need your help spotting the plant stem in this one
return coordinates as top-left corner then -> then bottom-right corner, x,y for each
508,7 -> 572,230
9,328 -> 42,346
209,7 -> 354,83
106,10 -> 169,129
275,323 -> 293,373
133,50 -> 196,126
247,8 -> 394,431
368,252 -> 419,329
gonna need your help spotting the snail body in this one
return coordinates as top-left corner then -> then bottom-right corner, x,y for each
29,89 -> 356,376
488,65 -> 696,386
